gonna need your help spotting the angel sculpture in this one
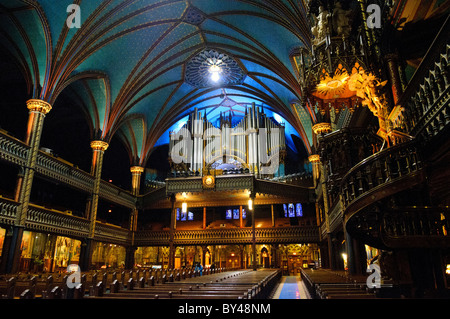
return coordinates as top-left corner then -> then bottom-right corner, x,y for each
332,2 -> 352,37
311,6 -> 331,45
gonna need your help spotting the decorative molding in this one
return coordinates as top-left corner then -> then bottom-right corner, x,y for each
90,140 -> 109,151
308,154 -> 320,163
26,99 -> 52,115
183,6 -> 206,25
130,166 -> 145,174
312,122 -> 332,135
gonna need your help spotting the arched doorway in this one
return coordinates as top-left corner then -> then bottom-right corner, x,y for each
261,247 -> 270,268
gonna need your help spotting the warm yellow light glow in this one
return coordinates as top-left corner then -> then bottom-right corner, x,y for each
446,264 -> 450,275
315,68 -> 349,98
248,199 -> 253,210
182,202 -> 187,213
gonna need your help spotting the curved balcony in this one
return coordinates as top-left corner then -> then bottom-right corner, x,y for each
341,140 -> 425,220
0,130 -> 136,209
381,207 -> 450,248
340,140 -> 426,247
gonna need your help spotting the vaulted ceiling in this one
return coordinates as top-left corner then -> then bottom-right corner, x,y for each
0,0 -> 313,168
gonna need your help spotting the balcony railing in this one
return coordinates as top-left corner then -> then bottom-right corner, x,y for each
382,207 -> 450,248
401,16 -> 450,141
134,226 -> 320,246
0,196 -> 131,245
1,197 -> 320,246
340,140 -> 425,224
0,130 -> 136,208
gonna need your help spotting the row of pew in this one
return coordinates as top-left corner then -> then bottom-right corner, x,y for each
300,268 -> 377,299
87,269 -> 281,300
0,266 -> 240,299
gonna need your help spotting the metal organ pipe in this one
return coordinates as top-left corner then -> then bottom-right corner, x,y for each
170,104 -> 286,176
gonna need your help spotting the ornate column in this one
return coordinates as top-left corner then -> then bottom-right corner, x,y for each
129,166 -> 144,232
88,140 -> 109,238
16,99 -> 52,225
80,140 -> 108,271
126,166 -> 144,269
7,99 -> 51,273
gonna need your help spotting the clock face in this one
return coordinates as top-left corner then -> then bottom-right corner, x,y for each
203,176 -> 214,188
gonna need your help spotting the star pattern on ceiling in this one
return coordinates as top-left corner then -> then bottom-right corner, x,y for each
0,0 -> 314,167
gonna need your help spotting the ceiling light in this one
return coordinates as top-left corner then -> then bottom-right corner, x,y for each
209,64 -> 221,82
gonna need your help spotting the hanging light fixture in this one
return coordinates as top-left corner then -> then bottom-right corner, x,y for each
182,202 -> 188,213
208,64 -> 221,82
248,198 -> 253,210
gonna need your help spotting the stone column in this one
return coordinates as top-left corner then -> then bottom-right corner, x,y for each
88,140 -> 109,238
81,140 -> 108,271
129,166 -> 144,233
7,99 -> 51,273
126,166 -> 144,269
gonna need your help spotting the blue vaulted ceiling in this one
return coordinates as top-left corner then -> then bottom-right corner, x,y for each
0,0 -> 313,167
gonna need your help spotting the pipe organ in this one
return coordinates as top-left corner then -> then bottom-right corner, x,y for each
169,103 -> 286,177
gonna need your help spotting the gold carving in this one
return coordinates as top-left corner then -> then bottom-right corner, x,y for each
314,66 -> 350,99
308,154 -> 320,163
312,122 -> 332,135
26,99 -> 52,115
90,140 -> 109,151
130,166 -> 145,174
202,175 -> 215,189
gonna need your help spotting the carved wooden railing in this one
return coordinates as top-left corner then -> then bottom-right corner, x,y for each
340,140 -> 425,225
335,18 -> 450,249
401,16 -> 450,141
0,197 -> 130,245
0,130 -> 136,208
134,226 -> 320,246
1,196 -> 319,247
381,207 -> 450,248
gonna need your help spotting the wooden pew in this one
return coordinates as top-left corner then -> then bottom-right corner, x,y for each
0,277 -> 16,299
88,269 -> 281,300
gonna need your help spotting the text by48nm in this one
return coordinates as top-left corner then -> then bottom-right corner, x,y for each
178,303 -> 270,316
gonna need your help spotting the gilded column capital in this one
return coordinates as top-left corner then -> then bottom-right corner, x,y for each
312,122 -> 332,135
130,166 -> 145,174
26,99 -> 52,115
90,140 -> 109,151
308,154 -> 320,163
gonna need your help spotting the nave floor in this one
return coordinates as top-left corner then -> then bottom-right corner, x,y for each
272,276 -> 310,299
